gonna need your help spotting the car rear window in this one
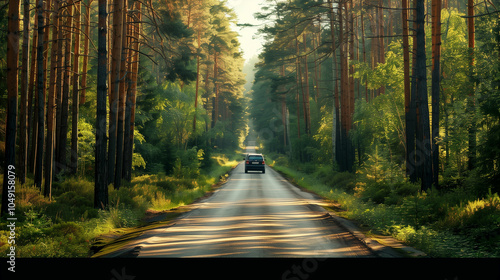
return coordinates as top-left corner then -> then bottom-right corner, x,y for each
248,156 -> 263,161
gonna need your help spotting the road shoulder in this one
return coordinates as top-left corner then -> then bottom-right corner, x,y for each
270,166 -> 427,258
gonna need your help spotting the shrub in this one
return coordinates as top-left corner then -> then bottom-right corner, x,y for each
151,191 -> 174,211
17,209 -> 52,245
331,172 -> 356,193
173,147 -> 204,178
440,190 -> 500,230
45,222 -> 84,237
99,207 -> 140,229
17,185 -> 50,210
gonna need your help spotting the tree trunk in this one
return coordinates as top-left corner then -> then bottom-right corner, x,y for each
80,0 -> 91,104
415,0 -> 433,191
123,0 -> 141,182
408,0 -> 419,183
348,0 -> 355,132
378,0 -> 385,96
467,0 -> 476,170
431,0 -> 442,188
312,25 -> 320,103
1,0 -> 20,217
339,0 -> 353,172
54,0 -> 64,174
193,27 -> 201,133
403,0 -> 413,178
123,23 -> 133,181
45,0 -> 62,199
211,51 -> 219,128
328,0 -> 335,156
71,0 -> 81,175
348,0 -> 356,169
281,64 -> 287,149
294,27 -> 301,140
303,32 -> 311,136
108,0 -> 124,185
27,0 -> 39,175
115,0 -> 128,190
95,0 -> 109,210
34,0 -> 46,190
57,0 -> 74,177
361,13 -> 368,102
19,0 -> 30,185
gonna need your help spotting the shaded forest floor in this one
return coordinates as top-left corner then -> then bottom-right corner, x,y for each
266,154 -> 500,258
0,152 -> 240,257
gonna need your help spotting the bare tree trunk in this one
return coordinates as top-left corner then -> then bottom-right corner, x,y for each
80,0 -> 91,104
328,0 -> 340,165
403,0 -> 414,178
312,25 -> 320,103
346,0 -> 355,170
45,0 -> 61,199
123,0 -> 141,181
95,0 -> 109,209
361,13 -> 368,102
339,0 -> 352,172
108,0 -> 124,185
71,0 -> 81,175
408,0 -> 419,183
19,0 -> 30,185
193,26 -> 201,133
294,26 -> 302,140
57,0 -> 75,176
34,0 -> 46,190
212,51 -> 219,128
467,0 -> 476,170
415,0 -> 433,191
123,24 -> 133,180
369,12 -> 376,100
281,64 -> 287,149
378,0 -> 385,96
28,0 -> 40,175
115,0 -> 128,190
348,0 -> 355,132
431,0 -> 442,188
303,32 -> 311,136
1,0 -> 20,217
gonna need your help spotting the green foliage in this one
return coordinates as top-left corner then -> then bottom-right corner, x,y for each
172,147 -> 203,178
270,158 -> 500,257
0,152 -> 238,257
73,118 -> 95,176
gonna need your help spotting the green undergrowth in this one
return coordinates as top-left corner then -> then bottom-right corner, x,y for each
267,154 -> 500,258
0,153 -> 238,258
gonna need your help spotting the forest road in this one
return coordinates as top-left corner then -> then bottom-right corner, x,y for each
112,142 -> 375,257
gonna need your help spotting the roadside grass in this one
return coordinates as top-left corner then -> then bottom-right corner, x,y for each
267,154 -> 500,258
0,153 -> 239,258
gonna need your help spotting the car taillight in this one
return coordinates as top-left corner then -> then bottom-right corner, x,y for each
262,161 -> 265,165
246,161 -> 249,164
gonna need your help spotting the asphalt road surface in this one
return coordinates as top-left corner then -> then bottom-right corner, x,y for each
112,142 -> 374,257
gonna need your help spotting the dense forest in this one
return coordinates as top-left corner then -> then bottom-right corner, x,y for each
250,0 -> 500,256
0,0 -> 247,256
251,0 -> 500,195
0,0 -> 247,209
0,0 -> 499,258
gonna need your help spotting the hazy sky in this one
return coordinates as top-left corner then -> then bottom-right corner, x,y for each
226,0 -> 268,63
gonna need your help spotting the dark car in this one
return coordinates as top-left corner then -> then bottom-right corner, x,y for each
244,153 -> 266,174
